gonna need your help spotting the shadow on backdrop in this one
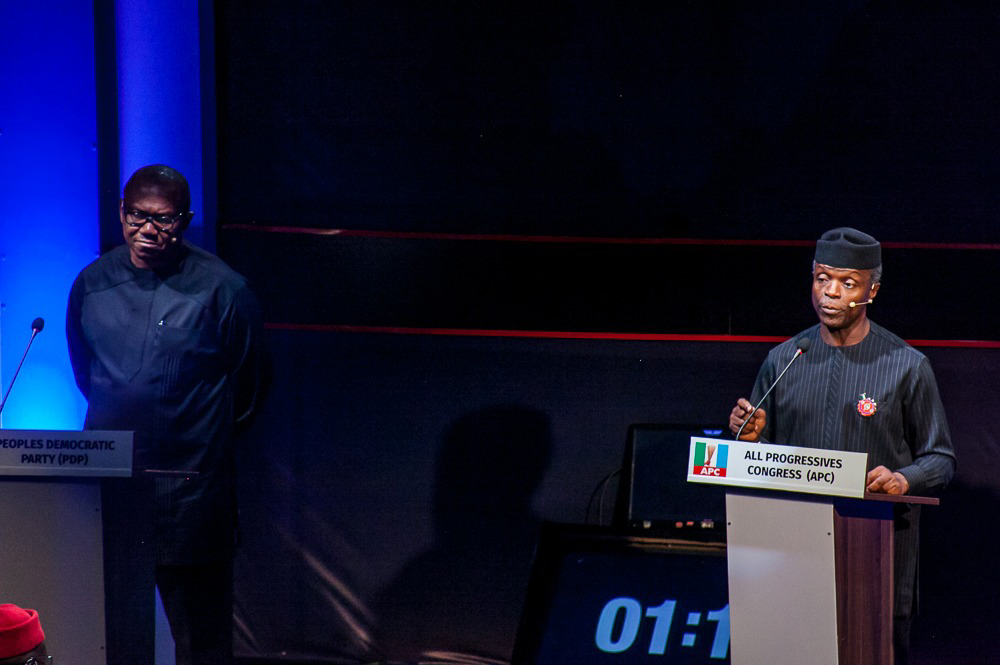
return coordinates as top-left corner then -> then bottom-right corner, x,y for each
372,406 -> 552,664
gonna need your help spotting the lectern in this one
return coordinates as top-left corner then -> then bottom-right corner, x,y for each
689,436 -> 938,665
0,428 -> 133,665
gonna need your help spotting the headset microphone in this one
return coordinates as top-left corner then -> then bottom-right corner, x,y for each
848,299 -> 874,308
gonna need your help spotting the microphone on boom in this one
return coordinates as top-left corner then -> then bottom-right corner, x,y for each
735,336 -> 810,440
0,317 -> 45,417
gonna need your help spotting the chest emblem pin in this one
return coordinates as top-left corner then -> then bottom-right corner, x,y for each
857,393 -> 878,417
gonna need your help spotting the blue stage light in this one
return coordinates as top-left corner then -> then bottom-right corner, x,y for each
0,2 -> 96,429
117,0 -> 209,249
1,2 -> 208,430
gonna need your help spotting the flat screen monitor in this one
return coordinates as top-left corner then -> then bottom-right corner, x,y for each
614,424 -> 728,539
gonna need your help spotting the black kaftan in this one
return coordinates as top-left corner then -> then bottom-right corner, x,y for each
749,320 -> 956,660
67,242 -> 267,564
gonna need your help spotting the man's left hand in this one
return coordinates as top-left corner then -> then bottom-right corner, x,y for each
865,466 -> 910,495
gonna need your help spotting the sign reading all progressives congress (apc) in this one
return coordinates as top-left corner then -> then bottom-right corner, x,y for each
687,436 -> 868,499
0,429 -> 133,477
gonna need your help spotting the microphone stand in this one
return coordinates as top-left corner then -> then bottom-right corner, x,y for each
735,338 -> 810,440
0,323 -> 43,417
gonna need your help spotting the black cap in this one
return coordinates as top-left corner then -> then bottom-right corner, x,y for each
814,227 -> 881,270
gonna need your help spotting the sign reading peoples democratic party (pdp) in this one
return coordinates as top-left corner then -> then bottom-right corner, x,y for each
687,437 -> 867,498
0,429 -> 132,477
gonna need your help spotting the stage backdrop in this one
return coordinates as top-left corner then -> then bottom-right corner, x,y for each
211,3 -> 1000,664
227,327 -> 996,664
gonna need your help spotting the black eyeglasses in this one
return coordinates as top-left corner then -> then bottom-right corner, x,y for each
123,208 -> 190,233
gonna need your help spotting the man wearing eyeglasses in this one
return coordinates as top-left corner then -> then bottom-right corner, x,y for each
66,164 -> 268,665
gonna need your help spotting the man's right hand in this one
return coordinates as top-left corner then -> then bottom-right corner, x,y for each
729,398 -> 766,442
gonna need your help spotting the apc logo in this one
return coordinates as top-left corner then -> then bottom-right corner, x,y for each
693,441 -> 728,477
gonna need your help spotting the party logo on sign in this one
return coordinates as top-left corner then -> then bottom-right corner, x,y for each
693,441 -> 728,477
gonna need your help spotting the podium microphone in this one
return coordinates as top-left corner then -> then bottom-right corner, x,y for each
735,336 -> 810,440
0,317 -> 45,417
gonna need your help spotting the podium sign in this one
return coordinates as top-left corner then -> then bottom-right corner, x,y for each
0,429 -> 133,477
686,436 -> 867,499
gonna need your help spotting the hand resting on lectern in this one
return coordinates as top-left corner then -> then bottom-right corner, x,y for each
865,465 -> 910,495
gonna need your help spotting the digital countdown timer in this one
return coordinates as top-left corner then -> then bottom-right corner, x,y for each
513,524 -> 730,665
595,598 -> 729,659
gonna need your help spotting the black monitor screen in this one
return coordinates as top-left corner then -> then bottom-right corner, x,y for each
615,424 -> 728,538
513,524 -> 730,665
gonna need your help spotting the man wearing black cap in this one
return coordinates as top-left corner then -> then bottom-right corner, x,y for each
728,227 -> 956,664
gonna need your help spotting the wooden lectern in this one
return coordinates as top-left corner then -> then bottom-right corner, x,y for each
724,485 -> 936,665
688,436 -> 939,665
688,437 -> 939,665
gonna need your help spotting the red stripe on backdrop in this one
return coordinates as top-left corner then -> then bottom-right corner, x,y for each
224,224 -> 1000,250
264,323 -> 786,342
262,323 -> 1000,348
224,225 -> 813,245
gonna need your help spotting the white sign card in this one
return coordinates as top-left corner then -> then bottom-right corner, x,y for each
0,429 -> 133,477
687,436 -> 867,499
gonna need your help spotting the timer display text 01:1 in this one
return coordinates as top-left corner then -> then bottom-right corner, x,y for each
595,598 -> 730,659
